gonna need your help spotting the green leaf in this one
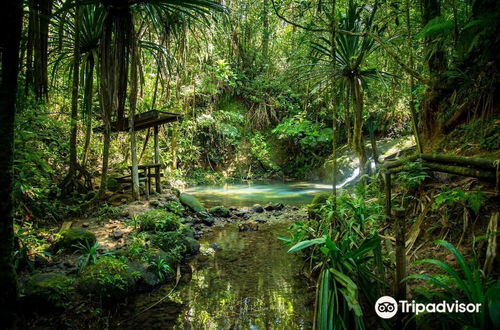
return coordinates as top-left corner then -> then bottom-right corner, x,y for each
288,237 -> 325,253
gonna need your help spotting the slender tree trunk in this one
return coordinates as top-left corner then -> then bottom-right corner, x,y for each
25,0 -> 34,93
405,0 -> 423,153
353,79 -> 367,177
129,29 -> 140,200
0,0 -> 22,325
262,0 -> 270,59
63,9 -> 81,194
345,85 -> 352,146
96,12 -> 114,199
28,0 -> 52,99
329,1 -> 337,203
82,54 -> 95,167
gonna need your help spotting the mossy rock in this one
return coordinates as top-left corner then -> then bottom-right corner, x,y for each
151,231 -> 200,261
199,211 -> 215,225
77,256 -> 140,301
53,228 -> 96,252
108,193 -> 133,206
209,206 -> 230,218
184,237 -> 200,256
179,193 -> 205,213
23,273 -> 75,310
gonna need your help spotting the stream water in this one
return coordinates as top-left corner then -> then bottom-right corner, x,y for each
115,221 -> 314,329
185,181 -> 333,207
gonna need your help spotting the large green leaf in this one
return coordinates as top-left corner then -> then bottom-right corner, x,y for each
288,237 -> 326,253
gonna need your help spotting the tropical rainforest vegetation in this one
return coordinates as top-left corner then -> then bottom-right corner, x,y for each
0,0 -> 499,328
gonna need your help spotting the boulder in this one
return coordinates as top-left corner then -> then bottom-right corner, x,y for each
53,228 -> 96,252
185,237 -> 201,256
77,256 -> 140,301
179,193 -> 205,213
274,203 -> 285,211
23,273 -> 75,310
264,204 -> 275,211
209,206 -> 231,218
199,211 -> 215,226
252,204 -> 264,213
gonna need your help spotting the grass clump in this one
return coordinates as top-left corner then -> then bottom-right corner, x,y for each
137,209 -> 182,232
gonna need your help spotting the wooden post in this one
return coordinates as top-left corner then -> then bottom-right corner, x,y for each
154,125 -> 161,193
154,125 -> 160,164
129,119 -> 140,201
156,166 -> 161,193
144,168 -> 149,200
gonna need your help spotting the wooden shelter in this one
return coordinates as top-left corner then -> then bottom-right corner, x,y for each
94,110 -> 182,197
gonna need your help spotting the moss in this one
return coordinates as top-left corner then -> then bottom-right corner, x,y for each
138,209 -> 182,232
179,193 -> 205,213
209,206 -> 231,218
23,273 -> 75,310
151,230 -> 200,262
77,256 -> 140,301
53,228 -> 96,252
184,237 -> 201,255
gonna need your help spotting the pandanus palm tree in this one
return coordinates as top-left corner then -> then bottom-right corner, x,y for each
52,3 -> 105,193
303,0 -> 391,177
55,0 -> 224,199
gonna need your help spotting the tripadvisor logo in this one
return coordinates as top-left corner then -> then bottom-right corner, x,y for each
375,296 -> 481,319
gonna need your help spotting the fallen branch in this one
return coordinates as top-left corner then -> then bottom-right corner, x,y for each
383,154 -> 499,171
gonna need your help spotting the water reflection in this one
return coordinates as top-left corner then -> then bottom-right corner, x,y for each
116,223 -> 314,329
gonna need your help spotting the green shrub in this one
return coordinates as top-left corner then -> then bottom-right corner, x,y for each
138,209 -> 181,232
311,192 -> 331,207
78,256 -> 140,300
164,201 -> 185,216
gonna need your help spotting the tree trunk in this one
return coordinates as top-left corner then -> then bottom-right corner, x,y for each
329,0 -> 337,202
129,29 -> 140,201
82,54 -> 95,167
405,0 -> 423,153
96,5 -> 133,200
420,0 -> 447,144
262,0 -> 270,59
0,0 -> 23,325
353,79 -> 367,177
27,0 -> 52,99
62,9 -> 81,194
345,85 -> 352,146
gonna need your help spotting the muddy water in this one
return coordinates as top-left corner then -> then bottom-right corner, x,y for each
115,221 -> 314,329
